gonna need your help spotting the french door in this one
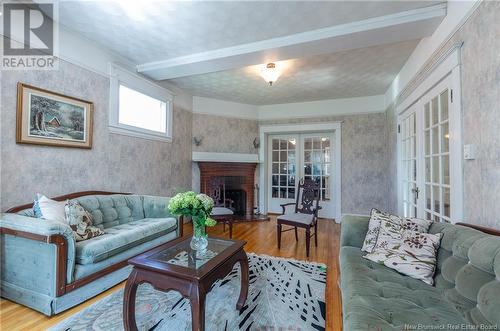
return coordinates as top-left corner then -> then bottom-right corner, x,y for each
398,75 -> 463,222
267,132 -> 335,218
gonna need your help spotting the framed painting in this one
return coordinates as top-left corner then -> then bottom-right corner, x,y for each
16,82 -> 93,148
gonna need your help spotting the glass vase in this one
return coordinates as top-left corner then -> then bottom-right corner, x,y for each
190,216 -> 208,251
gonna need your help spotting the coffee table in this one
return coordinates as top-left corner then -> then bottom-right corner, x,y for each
123,236 -> 249,331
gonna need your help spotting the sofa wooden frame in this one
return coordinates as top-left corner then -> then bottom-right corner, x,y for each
2,191 -> 184,297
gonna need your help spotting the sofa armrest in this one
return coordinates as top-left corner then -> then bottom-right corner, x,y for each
340,214 -> 370,248
0,213 -> 76,293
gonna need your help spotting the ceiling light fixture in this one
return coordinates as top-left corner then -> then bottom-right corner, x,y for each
260,63 -> 281,86
118,0 -> 147,21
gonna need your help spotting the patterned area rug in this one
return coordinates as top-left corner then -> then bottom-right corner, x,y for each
50,254 -> 327,331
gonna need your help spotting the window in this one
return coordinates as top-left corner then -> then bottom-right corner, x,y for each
109,64 -> 173,141
118,85 -> 167,133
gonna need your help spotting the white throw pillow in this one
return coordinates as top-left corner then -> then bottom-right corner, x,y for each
33,194 -> 67,223
363,220 -> 442,285
361,208 -> 433,253
361,209 -> 391,252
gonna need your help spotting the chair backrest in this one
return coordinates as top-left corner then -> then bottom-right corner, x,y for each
206,177 -> 226,207
294,178 -> 321,215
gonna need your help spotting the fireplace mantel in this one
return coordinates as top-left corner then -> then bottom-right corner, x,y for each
192,152 -> 259,163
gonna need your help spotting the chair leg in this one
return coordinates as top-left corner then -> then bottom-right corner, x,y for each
228,222 -> 233,239
277,223 -> 282,249
305,226 -> 311,257
314,221 -> 318,247
294,227 -> 298,241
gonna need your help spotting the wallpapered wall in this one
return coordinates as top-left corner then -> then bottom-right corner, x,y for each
260,113 -> 389,215
192,112 -> 388,216
386,1 -> 500,227
0,59 -> 193,211
192,113 -> 259,154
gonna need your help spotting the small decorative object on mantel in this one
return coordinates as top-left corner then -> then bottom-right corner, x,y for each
16,82 -> 93,148
253,137 -> 260,149
193,136 -> 203,146
168,191 -> 217,251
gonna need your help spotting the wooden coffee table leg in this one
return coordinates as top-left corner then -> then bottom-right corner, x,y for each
236,251 -> 249,311
190,286 -> 206,331
123,269 -> 140,331
228,221 -> 233,239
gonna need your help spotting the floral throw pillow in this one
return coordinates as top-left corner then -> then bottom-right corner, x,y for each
363,221 -> 442,285
65,201 -> 104,242
361,208 -> 433,253
361,209 -> 391,252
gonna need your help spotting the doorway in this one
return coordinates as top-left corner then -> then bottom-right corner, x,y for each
397,74 -> 463,222
267,132 -> 337,219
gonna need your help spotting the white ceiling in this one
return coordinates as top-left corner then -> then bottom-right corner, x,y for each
57,1 -> 438,63
54,1 -> 445,105
170,40 -> 419,105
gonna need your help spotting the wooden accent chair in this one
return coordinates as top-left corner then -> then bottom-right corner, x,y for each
206,177 -> 234,214
277,178 -> 321,257
205,177 -> 236,238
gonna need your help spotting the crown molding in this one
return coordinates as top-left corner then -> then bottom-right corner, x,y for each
192,95 -> 386,121
385,0 -> 481,107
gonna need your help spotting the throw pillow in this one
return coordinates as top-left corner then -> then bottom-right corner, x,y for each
364,222 -> 442,285
65,201 -> 104,242
361,208 -> 391,252
33,194 -> 67,223
361,208 -> 433,253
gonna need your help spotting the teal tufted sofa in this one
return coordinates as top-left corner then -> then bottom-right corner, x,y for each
340,214 -> 500,330
0,193 -> 182,316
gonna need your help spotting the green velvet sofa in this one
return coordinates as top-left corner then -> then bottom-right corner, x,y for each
0,192 -> 182,316
340,214 -> 500,330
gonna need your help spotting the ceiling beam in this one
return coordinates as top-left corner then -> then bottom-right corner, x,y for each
137,3 -> 446,80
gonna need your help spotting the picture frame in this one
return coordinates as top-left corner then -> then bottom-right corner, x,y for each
16,82 -> 93,149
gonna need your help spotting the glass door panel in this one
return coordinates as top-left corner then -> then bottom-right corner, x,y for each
268,132 -> 336,218
268,135 -> 299,212
422,89 -> 451,223
300,133 -> 335,218
400,112 -> 418,218
399,73 -> 460,223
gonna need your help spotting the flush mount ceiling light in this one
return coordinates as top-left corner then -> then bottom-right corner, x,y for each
115,0 -> 156,21
260,63 -> 281,86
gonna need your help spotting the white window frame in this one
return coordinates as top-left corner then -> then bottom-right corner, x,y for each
109,64 -> 174,142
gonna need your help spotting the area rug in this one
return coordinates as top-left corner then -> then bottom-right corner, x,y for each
50,254 -> 327,331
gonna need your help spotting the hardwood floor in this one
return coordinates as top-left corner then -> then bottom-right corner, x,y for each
0,216 -> 342,331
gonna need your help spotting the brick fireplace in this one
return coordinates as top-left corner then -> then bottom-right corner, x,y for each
198,162 -> 257,216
